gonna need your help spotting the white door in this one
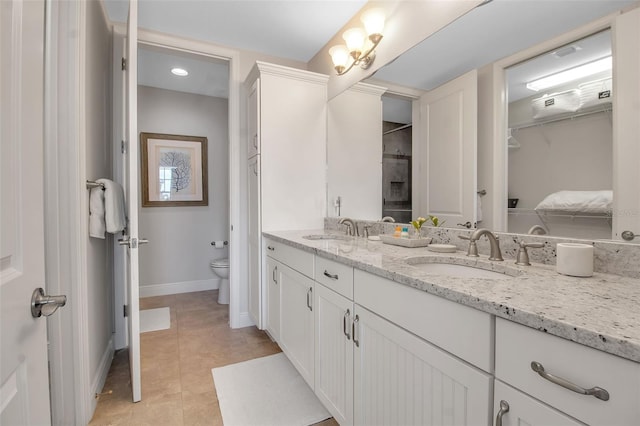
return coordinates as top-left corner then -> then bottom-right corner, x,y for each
0,0 -> 53,423
417,70 -> 477,227
123,0 -> 142,403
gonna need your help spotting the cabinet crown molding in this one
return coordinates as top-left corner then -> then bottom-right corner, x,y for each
247,61 -> 329,87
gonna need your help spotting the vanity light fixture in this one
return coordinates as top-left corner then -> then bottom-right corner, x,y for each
526,56 -> 611,91
329,8 -> 385,76
171,67 -> 189,77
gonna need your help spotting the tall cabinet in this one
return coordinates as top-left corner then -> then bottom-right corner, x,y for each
245,62 -> 328,328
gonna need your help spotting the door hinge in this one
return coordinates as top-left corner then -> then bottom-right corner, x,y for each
121,140 -> 126,154
121,57 -> 127,71
123,304 -> 129,317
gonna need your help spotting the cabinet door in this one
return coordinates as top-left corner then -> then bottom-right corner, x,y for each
247,79 -> 260,158
353,306 -> 492,426
494,381 -> 584,426
280,264 -> 315,387
247,156 -> 262,327
315,284 -> 354,425
265,257 -> 280,342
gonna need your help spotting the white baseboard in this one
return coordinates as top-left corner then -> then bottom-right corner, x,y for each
233,311 -> 255,329
139,278 -> 219,298
90,335 -> 114,414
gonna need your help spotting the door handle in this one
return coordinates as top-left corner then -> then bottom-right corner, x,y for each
352,314 -> 360,347
306,287 -> 313,311
118,237 -> 149,248
31,288 -> 67,318
343,309 -> 351,340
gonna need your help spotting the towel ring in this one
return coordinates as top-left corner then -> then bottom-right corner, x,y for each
86,180 -> 105,190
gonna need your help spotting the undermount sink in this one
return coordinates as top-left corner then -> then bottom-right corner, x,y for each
302,234 -> 352,241
405,257 -> 521,280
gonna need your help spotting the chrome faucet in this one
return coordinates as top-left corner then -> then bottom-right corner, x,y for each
339,218 -> 358,236
381,216 -> 396,223
459,228 -> 504,261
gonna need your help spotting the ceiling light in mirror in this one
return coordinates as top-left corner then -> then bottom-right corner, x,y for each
170,67 -> 189,77
526,56 -> 611,92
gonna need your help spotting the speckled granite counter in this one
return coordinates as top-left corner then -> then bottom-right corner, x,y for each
263,229 -> 640,363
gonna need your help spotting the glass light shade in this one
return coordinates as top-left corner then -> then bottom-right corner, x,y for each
361,8 -> 385,36
343,28 -> 366,53
526,56 -> 612,91
329,45 -> 350,68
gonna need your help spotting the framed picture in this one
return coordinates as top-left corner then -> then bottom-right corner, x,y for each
140,133 -> 208,207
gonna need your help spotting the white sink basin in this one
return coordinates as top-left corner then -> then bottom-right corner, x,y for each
405,258 -> 520,280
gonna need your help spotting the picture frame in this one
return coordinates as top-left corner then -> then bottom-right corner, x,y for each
140,132 -> 208,207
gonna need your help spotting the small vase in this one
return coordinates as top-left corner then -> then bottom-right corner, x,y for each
413,227 -> 421,239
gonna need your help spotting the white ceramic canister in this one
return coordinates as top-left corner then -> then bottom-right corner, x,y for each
556,243 -> 594,277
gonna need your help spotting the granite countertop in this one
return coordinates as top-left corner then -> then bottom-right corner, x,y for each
263,229 -> 640,363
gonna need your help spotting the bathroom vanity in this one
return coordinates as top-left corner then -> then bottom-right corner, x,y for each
263,230 -> 640,426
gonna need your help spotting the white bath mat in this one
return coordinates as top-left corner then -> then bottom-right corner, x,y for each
139,307 -> 170,333
212,353 -> 331,426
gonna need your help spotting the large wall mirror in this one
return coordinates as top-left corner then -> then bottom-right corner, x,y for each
326,0 -> 639,242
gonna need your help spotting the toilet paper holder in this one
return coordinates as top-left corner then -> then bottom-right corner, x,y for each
211,241 -> 228,247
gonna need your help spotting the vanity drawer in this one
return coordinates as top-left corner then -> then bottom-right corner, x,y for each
264,238 -> 314,278
354,269 -> 493,371
495,318 -> 640,425
314,256 -> 353,300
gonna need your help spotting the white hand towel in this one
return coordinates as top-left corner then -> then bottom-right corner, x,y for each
476,193 -> 483,223
89,187 -> 106,239
96,178 -> 127,233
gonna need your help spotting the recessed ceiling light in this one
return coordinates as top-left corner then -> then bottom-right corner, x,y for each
171,67 -> 188,77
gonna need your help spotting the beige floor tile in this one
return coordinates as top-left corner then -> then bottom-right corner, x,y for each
90,290 -> 335,425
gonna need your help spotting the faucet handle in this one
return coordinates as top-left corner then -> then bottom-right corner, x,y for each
362,224 -> 372,238
458,234 -> 471,241
515,241 -> 544,266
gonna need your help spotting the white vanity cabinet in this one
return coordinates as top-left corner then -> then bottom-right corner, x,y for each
263,238 -> 315,387
264,255 -> 280,342
245,62 -> 328,328
314,282 -> 354,425
352,270 -> 493,425
493,381 -> 584,426
314,257 -> 356,425
495,318 -> 640,425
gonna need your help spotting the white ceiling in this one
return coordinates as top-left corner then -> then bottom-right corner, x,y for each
105,0 -> 637,102
102,0 -> 367,62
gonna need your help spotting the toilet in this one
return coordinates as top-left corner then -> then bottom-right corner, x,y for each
210,258 -> 230,304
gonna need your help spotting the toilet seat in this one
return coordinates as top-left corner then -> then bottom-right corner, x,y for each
210,258 -> 229,268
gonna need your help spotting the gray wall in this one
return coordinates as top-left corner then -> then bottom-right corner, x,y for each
137,86 -> 229,292
84,0 -> 113,401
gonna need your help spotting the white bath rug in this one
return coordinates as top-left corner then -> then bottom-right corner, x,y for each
139,307 -> 170,333
212,353 -> 331,426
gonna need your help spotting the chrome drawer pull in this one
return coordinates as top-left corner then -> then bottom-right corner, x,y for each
323,270 -> 339,280
352,314 -> 360,347
267,246 -> 275,251
530,361 -> 610,401
306,287 -> 313,311
495,400 -> 509,426
343,309 -> 351,340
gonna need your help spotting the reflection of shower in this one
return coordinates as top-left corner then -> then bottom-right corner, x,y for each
507,128 -> 520,149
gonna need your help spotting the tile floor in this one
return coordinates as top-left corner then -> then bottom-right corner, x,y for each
89,290 -> 338,425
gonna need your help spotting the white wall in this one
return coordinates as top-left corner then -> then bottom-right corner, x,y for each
137,86 -> 229,296
83,0 -> 114,414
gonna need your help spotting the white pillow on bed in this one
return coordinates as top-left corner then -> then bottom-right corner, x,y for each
535,190 -> 613,214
